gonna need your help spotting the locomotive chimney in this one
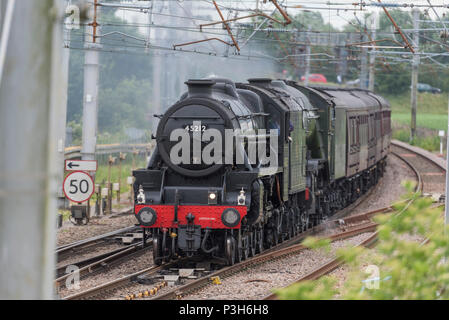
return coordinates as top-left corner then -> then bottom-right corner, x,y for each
185,79 -> 216,97
248,78 -> 272,88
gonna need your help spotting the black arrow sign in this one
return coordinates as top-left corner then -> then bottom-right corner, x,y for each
68,162 -> 80,169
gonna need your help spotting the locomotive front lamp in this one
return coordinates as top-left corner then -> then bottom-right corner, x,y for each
237,188 -> 246,206
137,185 -> 146,204
221,208 -> 241,228
208,191 -> 218,204
137,207 -> 157,227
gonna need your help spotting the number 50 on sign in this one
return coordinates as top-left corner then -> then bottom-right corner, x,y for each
63,171 -> 95,203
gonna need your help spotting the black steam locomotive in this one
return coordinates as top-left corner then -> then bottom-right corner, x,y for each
133,78 -> 391,265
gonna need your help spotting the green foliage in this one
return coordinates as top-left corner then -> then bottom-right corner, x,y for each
378,9 -> 413,31
388,90 -> 447,152
386,91 -> 449,115
98,77 -> 152,133
276,184 -> 449,300
393,113 -> 448,131
292,11 -> 337,33
67,7 -> 153,137
88,158 -> 147,203
67,120 -> 83,146
302,237 -> 332,253
375,63 -> 411,95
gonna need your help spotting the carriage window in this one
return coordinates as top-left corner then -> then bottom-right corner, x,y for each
356,117 -> 360,146
350,118 -> 353,146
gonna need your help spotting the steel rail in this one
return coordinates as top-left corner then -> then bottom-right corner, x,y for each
56,226 -> 139,261
269,204 -> 393,253
103,156 -> 397,300
65,142 -> 436,300
153,221 -> 380,300
391,140 -> 446,172
263,230 -> 379,300
263,144 -> 429,300
63,259 -> 183,300
63,203 -> 391,300
56,245 -> 137,278
56,244 -> 153,294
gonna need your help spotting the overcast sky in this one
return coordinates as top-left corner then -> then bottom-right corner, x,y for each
118,0 -> 449,32
302,0 -> 449,29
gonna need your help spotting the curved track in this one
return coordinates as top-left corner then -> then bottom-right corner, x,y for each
65,206 -> 384,300
65,142 -> 441,300
391,142 -> 444,195
263,141 -> 444,300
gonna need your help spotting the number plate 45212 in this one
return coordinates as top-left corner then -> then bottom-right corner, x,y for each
185,124 -> 208,132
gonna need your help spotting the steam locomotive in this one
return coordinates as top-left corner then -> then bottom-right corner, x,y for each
133,78 -> 391,265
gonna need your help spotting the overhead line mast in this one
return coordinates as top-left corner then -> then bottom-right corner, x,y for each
81,0 -> 100,162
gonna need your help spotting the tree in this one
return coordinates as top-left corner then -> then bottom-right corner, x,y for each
98,77 -> 151,132
67,5 -> 153,136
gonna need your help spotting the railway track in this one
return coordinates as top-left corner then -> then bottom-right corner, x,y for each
63,207 -> 385,301
56,226 -> 140,262
391,141 -> 445,195
65,142 -> 439,300
58,247 -> 157,299
63,165 -> 389,299
152,219 -> 380,300
152,143 -> 428,300
150,207 -> 400,300
55,243 -> 151,283
146,144 -> 425,300
63,258 -> 184,300
56,225 -> 156,295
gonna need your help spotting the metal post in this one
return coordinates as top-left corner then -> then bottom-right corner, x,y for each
0,0 -> 65,299
56,0 -> 72,209
107,155 -> 115,215
150,1 -> 162,134
360,34 -> 369,90
81,0 -> 100,161
118,152 -> 126,203
95,184 -> 100,216
411,9 -> 420,141
118,153 -> 122,203
304,29 -> 311,86
445,94 -> 449,226
108,156 -> 112,215
368,13 -> 377,91
132,148 -> 138,170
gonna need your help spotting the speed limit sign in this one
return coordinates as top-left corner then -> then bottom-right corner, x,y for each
63,171 -> 95,203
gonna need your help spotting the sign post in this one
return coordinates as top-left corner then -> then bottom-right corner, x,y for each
65,160 -> 98,172
63,169 -> 96,225
439,130 -> 445,156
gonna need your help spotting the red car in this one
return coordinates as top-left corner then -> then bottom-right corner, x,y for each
301,73 -> 327,83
